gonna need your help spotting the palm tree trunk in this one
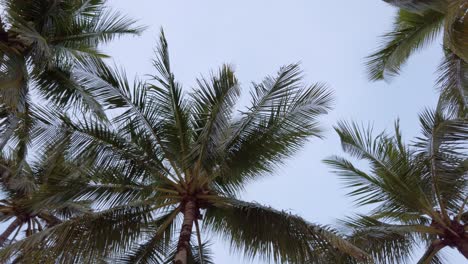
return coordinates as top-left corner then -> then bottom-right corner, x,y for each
38,213 -> 61,227
456,239 -> 468,259
0,218 -> 22,246
174,199 -> 198,264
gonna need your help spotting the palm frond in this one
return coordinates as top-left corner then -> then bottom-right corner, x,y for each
366,9 -> 444,81
189,64 -> 239,170
0,203 -> 154,263
415,108 -> 468,213
328,121 -> 436,216
217,64 -> 332,193
383,0 -> 447,13
338,215 -> 421,264
204,198 -> 368,263
436,50 -> 468,117
147,29 -> 192,171
115,208 -> 181,264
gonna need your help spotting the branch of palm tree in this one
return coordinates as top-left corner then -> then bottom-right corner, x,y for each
337,214 -> 448,264
366,9 -> 444,81
204,198 -> 368,263
383,0 -> 447,13
444,0 -> 468,63
162,239 -> 215,264
325,121 -> 438,217
0,43 -> 28,111
146,29 -> 191,176
119,235 -> 215,264
29,103 -> 179,188
189,64 -> 239,174
115,208 -> 182,263
32,63 -> 108,120
341,216 -> 418,264
414,108 -> 468,216
0,202 -> 156,263
0,0 -> 143,124
0,149 -> 94,254
215,65 -> 333,194
417,240 -> 446,264
0,44 -> 29,151
3,0 -> 144,55
77,55 -> 189,183
436,50 -> 468,117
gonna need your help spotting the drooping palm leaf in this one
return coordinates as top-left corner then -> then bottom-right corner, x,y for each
204,199 -> 368,263
366,9 -> 444,81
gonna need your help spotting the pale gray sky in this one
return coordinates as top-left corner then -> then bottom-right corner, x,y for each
104,1 -> 465,263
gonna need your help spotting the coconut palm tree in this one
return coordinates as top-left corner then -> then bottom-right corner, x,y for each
0,140 -> 91,250
325,105 -> 468,263
0,0 -> 143,149
367,0 -> 467,116
0,31 -> 368,264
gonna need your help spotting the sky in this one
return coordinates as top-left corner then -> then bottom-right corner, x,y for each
103,1 -> 466,263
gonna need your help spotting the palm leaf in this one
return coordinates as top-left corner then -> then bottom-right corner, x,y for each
366,9 -> 444,81
436,50 -> 468,117
217,65 -> 332,194
204,198 -> 368,263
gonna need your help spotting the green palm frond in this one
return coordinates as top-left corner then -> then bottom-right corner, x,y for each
189,64 -> 239,170
204,199 -> 368,263
326,120 -> 437,216
146,29 -> 192,170
366,9 -> 444,81
0,0 -> 143,125
383,0 -> 447,13
162,240 -> 215,264
0,44 -> 28,111
217,65 -> 332,194
436,50 -> 468,117
415,108 -> 468,213
50,8 -> 144,46
115,208 -> 181,264
338,215 -> 422,264
33,64 -> 107,119
0,203 -> 154,263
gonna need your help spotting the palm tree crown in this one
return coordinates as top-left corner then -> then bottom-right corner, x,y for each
0,0 -> 143,153
326,104 -> 468,263
0,31 -> 367,263
0,144 -> 91,258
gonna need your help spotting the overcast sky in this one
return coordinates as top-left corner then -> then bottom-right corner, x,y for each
105,1 -> 465,263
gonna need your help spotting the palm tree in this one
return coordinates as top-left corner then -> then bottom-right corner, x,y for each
0,31 -> 368,264
0,142 -> 91,250
367,0 -> 467,116
325,104 -> 467,263
0,0 -> 143,149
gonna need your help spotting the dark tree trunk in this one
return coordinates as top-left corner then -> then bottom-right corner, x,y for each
174,199 -> 198,264
0,218 -> 22,246
38,213 -> 61,227
456,238 -> 468,259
